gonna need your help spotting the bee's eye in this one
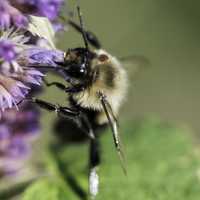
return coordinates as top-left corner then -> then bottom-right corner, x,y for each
64,64 -> 86,79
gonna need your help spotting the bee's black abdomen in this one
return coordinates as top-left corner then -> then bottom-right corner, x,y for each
54,117 -> 87,143
54,115 -> 107,144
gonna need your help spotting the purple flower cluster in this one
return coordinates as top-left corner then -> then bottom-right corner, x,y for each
0,102 -> 40,176
0,0 -> 64,29
0,30 -> 45,112
0,0 -> 66,181
0,29 -> 45,177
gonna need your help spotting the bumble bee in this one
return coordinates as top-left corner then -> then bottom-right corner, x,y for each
25,5 -> 129,198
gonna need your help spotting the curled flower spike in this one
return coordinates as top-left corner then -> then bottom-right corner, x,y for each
18,48 -> 64,66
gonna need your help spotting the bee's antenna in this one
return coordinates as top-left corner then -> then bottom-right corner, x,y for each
76,1 -> 89,50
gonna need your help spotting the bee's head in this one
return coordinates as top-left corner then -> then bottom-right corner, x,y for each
63,48 -> 96,81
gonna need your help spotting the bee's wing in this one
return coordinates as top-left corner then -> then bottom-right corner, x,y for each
120,55 -> 150,79
98,93 -> 127,175
28,15 -> 56,49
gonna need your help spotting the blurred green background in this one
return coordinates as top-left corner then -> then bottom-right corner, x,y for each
16,0 -> 200,199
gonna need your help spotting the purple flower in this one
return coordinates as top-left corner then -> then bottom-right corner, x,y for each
52,22 -> 65,32
0,102 -> 40,176
19,48 -> 64,66
36,0 -> 64,21
10,0 -> 64,20
0,0 -> 64,30
0,39 -> 17,62
0,25 -> 65,113
0,0 -> 28,29
0,30 -> 45,112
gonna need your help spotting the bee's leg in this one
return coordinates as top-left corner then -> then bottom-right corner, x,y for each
43,79 -> 67,91
68,20 -> 101,49
21,98 -> 95,139
24,98 -> 79,118
88,136 -> 101,199
43,79 -> 84,93
80,114 -> 95,139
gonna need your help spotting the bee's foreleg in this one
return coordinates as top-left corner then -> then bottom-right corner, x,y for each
43,79 -> 67,91
65,85 -> 85,93
43,78 -> 84,93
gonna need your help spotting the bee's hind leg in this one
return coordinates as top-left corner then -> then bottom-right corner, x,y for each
88,136 -> 101,199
